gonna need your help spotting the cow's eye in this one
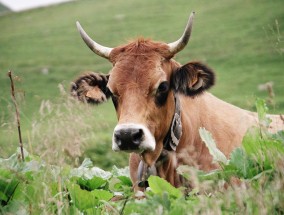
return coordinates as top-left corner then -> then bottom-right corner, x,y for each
157,81 -> 169,94
155,81 -> 169,106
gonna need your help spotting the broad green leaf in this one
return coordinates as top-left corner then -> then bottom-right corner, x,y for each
1,199 -> 29,214
80,158 -> 93,168
148,176 -> 182,199
0,148 -> 44,174
84,207 -> 102,215
197,169 -> 224,181
111,166 -> 130,177
0,168 -> 19,203
11,183 -> 32,202
243,130 -> 284,173
68,183 -> 113,211
68,183 -> 100,210
170,205 -> 186,215
199,127 -> 228,165
78,176 -> 107,190
0,190 -> 8,202
255,98 -> 268,120
242,130 -> 261,156
229,148 -> 251,178
117,176 -> 132,186
0,152 -> 20,170
20,160 -> 43,173
70,158 -> 111,182
255,98 -> 271,129
249,169 -> 273,181
70,166 -> 112,180
91,189 -> 113,201
271,130 -> 284,143
111,166 -> 132,187
228,147 -> 261,179
177,165 -> 229,182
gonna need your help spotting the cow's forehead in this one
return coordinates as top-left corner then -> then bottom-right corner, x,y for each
108,39 -> 172,94
109,39 -> 173,63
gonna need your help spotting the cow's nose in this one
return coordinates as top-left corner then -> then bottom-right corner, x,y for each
114,128 -> 144,150
112,123 -> 155,152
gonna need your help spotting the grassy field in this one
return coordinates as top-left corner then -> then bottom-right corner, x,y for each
0,0 -> 283,163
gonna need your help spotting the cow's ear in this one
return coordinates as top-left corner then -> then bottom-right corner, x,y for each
71,72 -> 110,104
172,61 -> 215,96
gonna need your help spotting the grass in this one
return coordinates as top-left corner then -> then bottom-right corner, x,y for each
1,123 -> 284,214
0,0 -> 283,164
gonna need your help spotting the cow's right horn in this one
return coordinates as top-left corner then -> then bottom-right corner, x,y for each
76,21 -> 113,59
168,12 -> 195,55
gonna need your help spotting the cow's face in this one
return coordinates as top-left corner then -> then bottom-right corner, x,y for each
72,13 -> 215,165
107,41 -> 177,164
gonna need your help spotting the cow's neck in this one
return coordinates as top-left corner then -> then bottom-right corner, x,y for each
137,92 -> 258,188
154,93 -> 258,186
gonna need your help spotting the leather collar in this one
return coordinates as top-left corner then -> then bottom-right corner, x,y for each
163,93 -> 182,151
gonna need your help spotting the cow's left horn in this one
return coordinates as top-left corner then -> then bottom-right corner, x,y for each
168,12 -> 195,55
76,21 -> 113,59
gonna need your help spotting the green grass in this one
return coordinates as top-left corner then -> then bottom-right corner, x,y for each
0,0 -> 283,161
1,126 -> 284,214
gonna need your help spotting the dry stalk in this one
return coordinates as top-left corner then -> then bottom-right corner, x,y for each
7,70 -> 24,161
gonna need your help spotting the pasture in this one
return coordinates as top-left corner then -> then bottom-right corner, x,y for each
0,0 -> 284,213
1,0 -> 284,155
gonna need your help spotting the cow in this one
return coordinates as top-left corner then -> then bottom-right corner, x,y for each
71,12 -> 284,189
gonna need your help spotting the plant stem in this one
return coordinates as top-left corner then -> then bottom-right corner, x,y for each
120,196 -> 129,215
8,70 -> 24,161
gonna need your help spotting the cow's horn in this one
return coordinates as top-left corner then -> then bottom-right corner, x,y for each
168,12 -> 195,55
76,21 -> 113,59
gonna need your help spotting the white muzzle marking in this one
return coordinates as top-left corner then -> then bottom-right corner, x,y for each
112,123 -> 155,152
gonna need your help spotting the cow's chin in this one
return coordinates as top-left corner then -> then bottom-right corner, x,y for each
141,143 -> 163,166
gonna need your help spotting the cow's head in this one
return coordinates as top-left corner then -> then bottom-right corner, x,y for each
71,13 -> 215,166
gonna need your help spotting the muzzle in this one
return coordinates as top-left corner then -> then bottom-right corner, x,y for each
112,123 -> 155,152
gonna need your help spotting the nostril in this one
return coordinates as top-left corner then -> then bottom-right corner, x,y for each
113,127 -> 145,150
114,132 -> 122,146
132,129 -> 144,145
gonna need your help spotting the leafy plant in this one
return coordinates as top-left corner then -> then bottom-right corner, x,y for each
1,96 -> 283,214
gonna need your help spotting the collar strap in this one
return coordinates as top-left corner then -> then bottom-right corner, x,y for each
137,94 -> 182,188
163,93 -> 182,151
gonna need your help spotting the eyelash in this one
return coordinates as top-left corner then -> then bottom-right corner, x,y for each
106,87 -> 119,109
112,96 -> 118,109
155,81 -> 170,106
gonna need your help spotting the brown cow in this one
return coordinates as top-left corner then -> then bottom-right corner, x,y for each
71,13 -> 284,189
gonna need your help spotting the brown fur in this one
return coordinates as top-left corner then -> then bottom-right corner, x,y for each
107,40 -> 177,166
72,38 -> 284,189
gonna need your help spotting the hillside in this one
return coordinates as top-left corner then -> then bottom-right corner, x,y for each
0,2 -> 9,15
0,0 -> 283,159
